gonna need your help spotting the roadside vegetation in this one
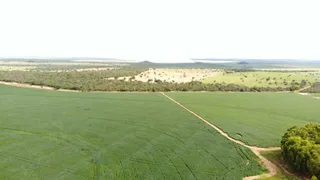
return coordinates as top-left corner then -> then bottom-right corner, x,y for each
281,124 -> 320,179
259,150 -> 300,180
302,82 -> 320,93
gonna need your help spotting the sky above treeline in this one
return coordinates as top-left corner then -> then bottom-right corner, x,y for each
0,0 -> 319,63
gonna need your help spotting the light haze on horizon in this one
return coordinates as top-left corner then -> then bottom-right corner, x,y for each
0,0 -> 319,63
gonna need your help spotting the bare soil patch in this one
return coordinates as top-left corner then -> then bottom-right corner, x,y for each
108,68 -> 219,83
73,67 -> 116,72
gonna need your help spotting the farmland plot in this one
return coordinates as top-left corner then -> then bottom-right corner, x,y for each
202,72 -> 318,88
0,85 -> 263,180
166,92 -> 320,147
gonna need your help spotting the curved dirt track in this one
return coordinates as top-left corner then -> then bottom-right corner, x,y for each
160,92 -> 281,180
297,91 -> 320,100
0,81 -> 282,179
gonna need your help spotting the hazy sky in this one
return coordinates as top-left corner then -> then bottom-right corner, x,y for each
0,0 -> 319,62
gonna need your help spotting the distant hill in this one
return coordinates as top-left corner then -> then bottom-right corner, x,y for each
138,60 -> 153,64
238,61 -> 249,65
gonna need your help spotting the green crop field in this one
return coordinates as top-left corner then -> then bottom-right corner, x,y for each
202,72 -> 319,87
313,93 -> 320,97
0,85 -> 263,180
166,92 -> 320,147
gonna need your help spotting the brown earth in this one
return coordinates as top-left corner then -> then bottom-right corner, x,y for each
108,68 -> 219,83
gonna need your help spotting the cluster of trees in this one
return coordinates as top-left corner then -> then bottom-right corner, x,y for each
302,82 -> 320,93
0,69 -> 296,92
281,123 -> 320,179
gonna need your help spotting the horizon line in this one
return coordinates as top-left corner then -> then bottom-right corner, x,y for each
0,57 -> 320,62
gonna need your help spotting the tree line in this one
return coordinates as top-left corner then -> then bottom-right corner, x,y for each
281,124 -> 320,179
0,69 -> 295,92
302,82 -> 320,93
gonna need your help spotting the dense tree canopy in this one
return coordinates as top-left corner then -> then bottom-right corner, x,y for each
281,124 -> 320,178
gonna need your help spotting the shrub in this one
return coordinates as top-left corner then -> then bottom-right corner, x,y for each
0,70 -> 290,92
289,86 -> 300,91
281,124 -> 320,178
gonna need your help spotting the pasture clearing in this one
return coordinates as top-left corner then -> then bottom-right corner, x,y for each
0,66 -> 37,71
0,61 -> 127,71
108,68 -> 219,83
0,85 -> 263,180
202,72 -> 319,87
253,68 -> 320,71
165,92 -> 320,147
0,61 -> 124,67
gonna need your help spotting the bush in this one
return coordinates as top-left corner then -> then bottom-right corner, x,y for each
0,69 -> 290,92
281,123 -> 320,178
289,86 -> 300,91
301,82 -> 320,93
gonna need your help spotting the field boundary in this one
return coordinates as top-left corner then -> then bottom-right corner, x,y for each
160,92 -> 280,180
0,80 -> 292,93
296,85 -> 311,92
297,91 -> 320,100
0,81 -> 154,93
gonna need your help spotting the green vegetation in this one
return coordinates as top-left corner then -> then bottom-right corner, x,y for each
0,68 -> 146,91
259,150 -> 300,180
165,92 -> 320,147
302,82 -> 320,93
0,66 -> 37,71
202,72 -> 318,88
281,124 -> 320,178
0,61 -> 126,71
0,85 -> 264,179
0,70 -> 289,92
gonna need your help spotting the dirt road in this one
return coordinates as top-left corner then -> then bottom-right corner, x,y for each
0,80 -> 282,179
160,92 -> 280,180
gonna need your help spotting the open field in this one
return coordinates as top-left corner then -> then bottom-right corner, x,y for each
166,92 -> 320,147
0,61 -> 127,71
0,61 -> 125,66
202,72 -> 319,87
109,68 -> 219,83
0,85 -> 264,180
253,68 -> 320,71
0,66 -> 37,71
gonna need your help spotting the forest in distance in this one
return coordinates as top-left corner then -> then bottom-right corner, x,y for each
1,60 -> 320,179
0,67 -> 314,92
